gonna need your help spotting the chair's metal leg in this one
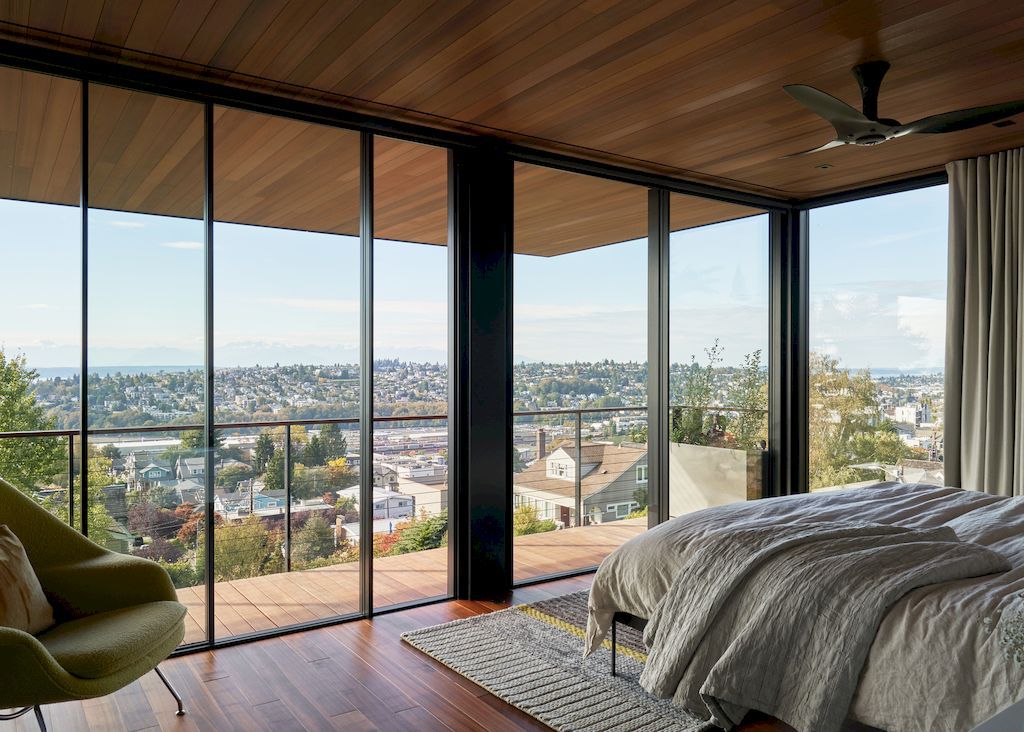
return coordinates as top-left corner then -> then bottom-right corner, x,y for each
33,706 -> 46,732
611,619 -> 617,677
0,707 -> 33,721
154,665 -> 186,716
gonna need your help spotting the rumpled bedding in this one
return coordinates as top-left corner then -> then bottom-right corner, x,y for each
585,483 -> 1024,731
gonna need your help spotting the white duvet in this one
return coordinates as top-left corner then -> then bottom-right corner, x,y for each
585,483 -> 1024,731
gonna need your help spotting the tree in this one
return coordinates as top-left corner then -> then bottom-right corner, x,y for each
127,500 -> 183,540
214,463 -> 254,488
326,457 -> 356,486
38,447 -> 119,548
628,424 -> 648,444
513,504 -> 556,536
808,353 -> 910,489
135,538 -> 183,563
263,449 -> 287,493
302,435 -> 327,467
0,351 -> 64,492
671,341 -> 723,446
198,515 -> 280,582
292,464 -> 330,501
334,494 -> 359,522
253,433 -> 275,473
320,423 -> 348,462
292,514 -> 335,564
391,511 -> 448,554
729,349 -> 768,452
99,444 -> 122,461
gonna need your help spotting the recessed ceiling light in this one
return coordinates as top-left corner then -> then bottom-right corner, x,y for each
816,163 -> 834,169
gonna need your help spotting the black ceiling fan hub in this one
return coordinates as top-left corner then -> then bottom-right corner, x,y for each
851,60 -> 891,121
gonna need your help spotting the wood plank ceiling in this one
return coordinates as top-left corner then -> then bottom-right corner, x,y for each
0,0 -> 1022,252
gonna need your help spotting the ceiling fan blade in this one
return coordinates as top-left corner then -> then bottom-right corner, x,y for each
783,139 -> 847,158
784,84 -> 873,137
901,100 -> 1024,134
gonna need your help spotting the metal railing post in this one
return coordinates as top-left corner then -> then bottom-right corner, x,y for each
284,423 -> 292,572
575,411 -> 582,527
67,435 -> 75,527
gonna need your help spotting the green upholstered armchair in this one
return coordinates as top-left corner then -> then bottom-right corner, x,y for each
0,476 -> 187,731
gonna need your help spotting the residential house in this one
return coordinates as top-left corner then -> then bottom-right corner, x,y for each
513,441 -> 647,526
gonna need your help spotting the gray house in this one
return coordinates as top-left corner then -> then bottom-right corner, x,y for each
512,441 -> 647,527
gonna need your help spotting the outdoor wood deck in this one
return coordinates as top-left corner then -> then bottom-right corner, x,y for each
175,518 -> 646,644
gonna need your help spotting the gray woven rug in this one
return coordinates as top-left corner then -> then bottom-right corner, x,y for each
401,590 -> 705,731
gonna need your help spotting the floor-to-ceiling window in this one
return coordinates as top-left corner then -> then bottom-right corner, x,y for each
667,198 -> 770,516
808,185 -> 948,490
86,84 -> 210,642
212,107 -> 363,637
512,163 -> 648,582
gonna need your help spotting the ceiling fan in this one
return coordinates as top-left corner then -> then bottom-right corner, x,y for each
783,60 -> 1024,156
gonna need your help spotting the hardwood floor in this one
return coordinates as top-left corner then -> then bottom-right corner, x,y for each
7,573 -> 794,732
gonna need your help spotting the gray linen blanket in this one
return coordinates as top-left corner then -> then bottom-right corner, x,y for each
637,520 -> 1010,732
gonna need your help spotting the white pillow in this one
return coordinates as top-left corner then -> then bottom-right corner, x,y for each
0,524 -> 55,634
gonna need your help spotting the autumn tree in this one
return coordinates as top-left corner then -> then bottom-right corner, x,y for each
513,504 -> 556,536
808,352 -> 911,489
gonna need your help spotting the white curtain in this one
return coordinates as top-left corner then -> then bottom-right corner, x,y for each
945,148 -> 1024,496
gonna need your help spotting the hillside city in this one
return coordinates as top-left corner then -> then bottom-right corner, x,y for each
3,356 -> 944,590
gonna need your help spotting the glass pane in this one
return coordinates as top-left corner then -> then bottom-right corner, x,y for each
89,429 -> 208,645
513,163 -> 647,581
809,186 -> 948,490
668,198 -> 769,517
373,137 -> 449,608
0,68 -> 81,525
212,107 -> 362,637
87,85 -> 205,430
371,418 -> 448,607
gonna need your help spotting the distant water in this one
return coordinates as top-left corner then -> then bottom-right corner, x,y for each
35,365 -> 202,379
862,367 -> 944,377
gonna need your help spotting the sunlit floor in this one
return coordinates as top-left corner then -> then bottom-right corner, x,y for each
175,518 -> 647,644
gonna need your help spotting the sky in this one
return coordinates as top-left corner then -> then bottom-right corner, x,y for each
0,184 -> 947,373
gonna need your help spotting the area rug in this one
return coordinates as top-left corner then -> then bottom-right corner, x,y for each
401,590 -> 705,731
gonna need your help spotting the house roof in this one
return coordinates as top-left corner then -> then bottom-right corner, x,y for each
513,441 -> 646,502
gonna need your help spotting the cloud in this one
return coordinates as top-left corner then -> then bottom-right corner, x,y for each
856,227 -> 943,249
160,241 -> 203,250
262,297 -> 447,316
109,220 -> 146,229
18,303 -> 50,310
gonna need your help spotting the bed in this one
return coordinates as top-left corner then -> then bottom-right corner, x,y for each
585,482 -> 1024,731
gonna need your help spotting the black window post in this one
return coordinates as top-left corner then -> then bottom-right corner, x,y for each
769,207 -> 809,496
448,147 -> 514,600
647,188 -> 670,526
